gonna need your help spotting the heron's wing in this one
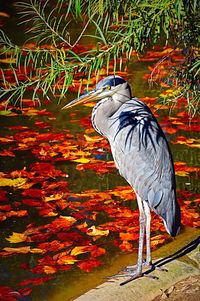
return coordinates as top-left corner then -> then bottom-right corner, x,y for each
107,99 -> 176,213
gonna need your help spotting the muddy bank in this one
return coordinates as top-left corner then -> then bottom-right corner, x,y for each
74,239 -> 200,301
152,274 -> 200,301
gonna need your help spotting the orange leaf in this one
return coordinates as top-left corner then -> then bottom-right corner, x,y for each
1,246 -> 44,256
50,216 -> 76,229
0,12 -> 10,17
162,127 -> 178,134
3,246 -> 31,254
14,210 -> 28,219
43,266 -> 57,274
0,137 -> 14,143
119,232 -> 139,241
119,240 -> 134,252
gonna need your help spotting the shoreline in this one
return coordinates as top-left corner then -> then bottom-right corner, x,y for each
74,239 -> 200,301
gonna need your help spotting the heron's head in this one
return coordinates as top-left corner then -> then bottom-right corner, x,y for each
62,75 -> 132,110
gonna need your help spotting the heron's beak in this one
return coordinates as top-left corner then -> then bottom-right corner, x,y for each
61,89 -> 103,110
61,85 -> 119,110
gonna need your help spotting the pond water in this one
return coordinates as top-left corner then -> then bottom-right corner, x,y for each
0,3 -> 199,301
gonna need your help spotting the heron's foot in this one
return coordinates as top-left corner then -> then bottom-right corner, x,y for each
107,265 -> 138,280
122,261 -> 155,272
119,269 -> 159,285
121,264 -> 138,273
108,264 -> 158,285
144,262 -> 168,272
107,265 -> 142,282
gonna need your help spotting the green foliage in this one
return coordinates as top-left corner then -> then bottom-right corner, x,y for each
166,50 -> 200,117
0,0 -> 199,112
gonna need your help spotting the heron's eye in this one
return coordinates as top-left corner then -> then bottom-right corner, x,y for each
105,85 -> 111,90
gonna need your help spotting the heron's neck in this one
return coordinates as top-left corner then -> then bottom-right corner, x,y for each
92,92 -> 131,136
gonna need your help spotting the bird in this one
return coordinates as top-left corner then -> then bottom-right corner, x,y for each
62,75 -> 181,283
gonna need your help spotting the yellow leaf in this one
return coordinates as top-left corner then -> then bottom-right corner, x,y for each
22,109 -> 39,116
84,135 -> 103,142
87,225 -> 109,237
159,93 -> 167,98
189,143 -> 200,149
71,246 -> 89,256
43,194 -> 63,202
0,177 -> 27,187
175,171 -> 189,177
30,248 -> 44,254
6,232 -> 27,243
161,48 -> 174,54
56,255 -> 79,265
104,200 -> 114,205
151,235 -> 166,248
61,258 -> 79,264
73,157 -> 90,163
0,58 -> 16,64
61,215 -> 76,221
49,151 -> 58,157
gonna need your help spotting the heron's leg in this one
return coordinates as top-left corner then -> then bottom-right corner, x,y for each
136,194 -> 146,275
122,193 -> 146,274
143,201 -> 152,266
143,201 -> 168,273
119,194 -> 146,285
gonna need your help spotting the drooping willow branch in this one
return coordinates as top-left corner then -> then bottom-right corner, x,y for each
0,0 -> 199,115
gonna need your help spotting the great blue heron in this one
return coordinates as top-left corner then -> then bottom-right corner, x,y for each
62,75 -> 181,283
